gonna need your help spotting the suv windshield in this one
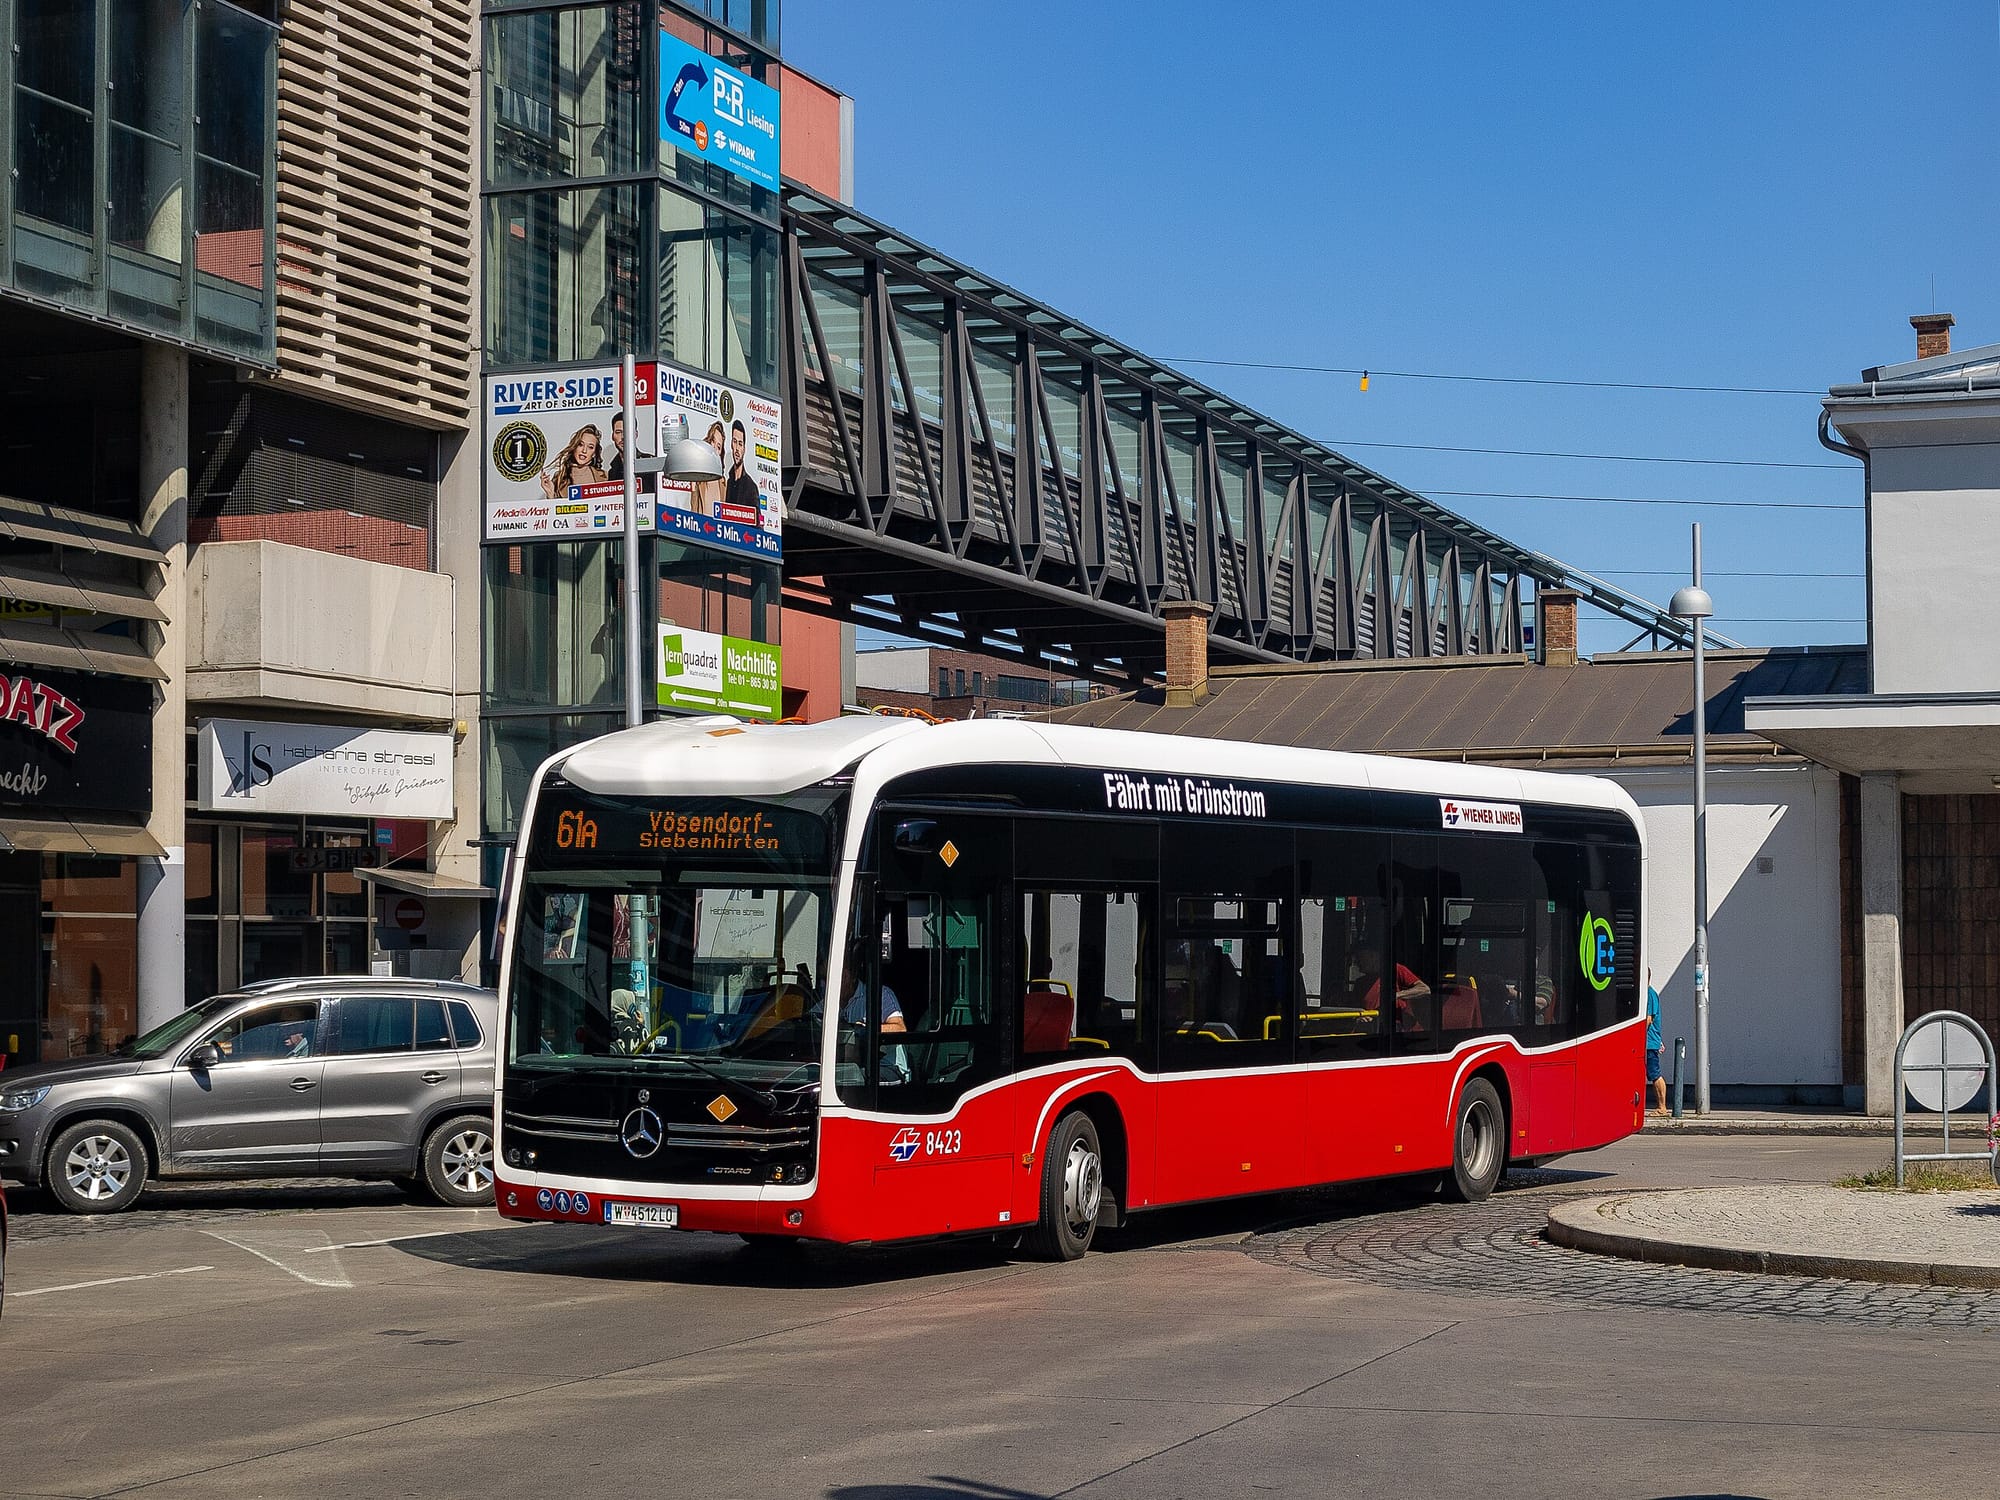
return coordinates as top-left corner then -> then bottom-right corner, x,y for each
508,785 -> 844,1082
118,994 -> 242,1059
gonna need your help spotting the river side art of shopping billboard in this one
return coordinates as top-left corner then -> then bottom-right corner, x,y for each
657,625 -> 782,719
482,360 -> 782,562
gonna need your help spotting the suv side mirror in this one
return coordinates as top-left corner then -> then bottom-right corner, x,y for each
188,1043 -> 222,1070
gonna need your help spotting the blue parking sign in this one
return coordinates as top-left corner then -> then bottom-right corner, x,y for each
659,32 -> 780,192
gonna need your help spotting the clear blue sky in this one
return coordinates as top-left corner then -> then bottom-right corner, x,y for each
787,1 -> 1999,656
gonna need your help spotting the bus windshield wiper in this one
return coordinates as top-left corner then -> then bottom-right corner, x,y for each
653,1053 -> 790,1114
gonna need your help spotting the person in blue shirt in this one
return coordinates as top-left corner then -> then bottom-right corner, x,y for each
1645,972 -> 1667,1117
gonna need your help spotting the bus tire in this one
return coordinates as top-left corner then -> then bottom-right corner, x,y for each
1444,1078 -> 1506,1203
1024,1110 -> 1103,1261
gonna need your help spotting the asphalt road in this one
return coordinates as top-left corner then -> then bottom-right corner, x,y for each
5,1133 -> 1996,1500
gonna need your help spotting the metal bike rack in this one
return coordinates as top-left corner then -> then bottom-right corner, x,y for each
1893,1009 -> 1998,1187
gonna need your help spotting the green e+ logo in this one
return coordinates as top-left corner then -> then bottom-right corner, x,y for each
1579,911 -> 1615,992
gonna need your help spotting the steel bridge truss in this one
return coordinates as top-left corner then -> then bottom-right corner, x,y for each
779,186 -> 1692,680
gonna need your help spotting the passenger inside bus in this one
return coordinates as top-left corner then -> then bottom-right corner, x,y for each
1353,943 -> 1430,1032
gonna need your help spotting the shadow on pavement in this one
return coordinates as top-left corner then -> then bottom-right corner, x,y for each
1954,1201 -> 2000,1217
826,1482 -> 1050,1500
393,1219 -> 1020,1290
390,1164 -> 1615,1289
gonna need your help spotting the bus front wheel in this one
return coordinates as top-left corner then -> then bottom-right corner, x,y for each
1024,1110 -> 1103,1261
1444,1078 -> 1506,1203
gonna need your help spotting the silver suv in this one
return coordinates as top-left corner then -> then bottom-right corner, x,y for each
0,978 -> 497,1214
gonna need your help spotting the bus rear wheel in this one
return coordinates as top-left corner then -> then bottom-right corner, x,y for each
1444,1078 -> 1506,1203
1024,1110 -> 1102,1261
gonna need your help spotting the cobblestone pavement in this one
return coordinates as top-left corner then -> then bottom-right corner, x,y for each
5,1179 -> 405,1245
1242,1178 -> 2000,1329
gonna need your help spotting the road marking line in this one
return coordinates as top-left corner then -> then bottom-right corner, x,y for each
300,1229 -> 470,1255
16,1264 -> 216,1299
204,1231 -> 353,1289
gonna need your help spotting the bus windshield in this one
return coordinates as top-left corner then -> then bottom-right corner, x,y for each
507,784 -> 844,1081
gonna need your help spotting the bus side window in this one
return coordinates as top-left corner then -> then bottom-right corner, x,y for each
1019,889 -> 1149,1064
1387,843 -> 1441,1048
1296,830 -> 1392,1060
1298,895 -> 1391,1057
1435,839 -> 1529,1041
1531,841 -> 1583,1038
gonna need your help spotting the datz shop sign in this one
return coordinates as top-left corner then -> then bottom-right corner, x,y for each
197,719 -> 454,821
0,667 -> 151,815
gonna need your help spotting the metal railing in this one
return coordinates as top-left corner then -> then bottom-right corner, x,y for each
778,184 -> 1699,681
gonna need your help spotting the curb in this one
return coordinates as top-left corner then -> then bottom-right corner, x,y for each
1543,1198 -> 2000,1291
1643,1118 -> 1991,1139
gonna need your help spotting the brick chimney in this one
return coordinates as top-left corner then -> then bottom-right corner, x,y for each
1537,588 -> 1578,668
1911,312 -> 1954,361
1162,599 -> 1212,707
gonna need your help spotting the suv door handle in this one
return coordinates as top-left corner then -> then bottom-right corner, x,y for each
289,1077 -> 317,1092
420,1070 -> 447,1085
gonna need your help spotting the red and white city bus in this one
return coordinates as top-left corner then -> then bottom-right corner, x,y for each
494,715 -> 1644,1258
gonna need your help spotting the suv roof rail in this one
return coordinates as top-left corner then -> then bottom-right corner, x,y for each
236,975 -> 492,997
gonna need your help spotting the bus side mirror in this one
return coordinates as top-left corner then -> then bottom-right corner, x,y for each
893,819 -> 938,854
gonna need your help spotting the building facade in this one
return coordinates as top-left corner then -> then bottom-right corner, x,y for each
0,0 -> 503,1066
855,645 -> 1102,721
1747,315 -> 2000,1111
1041,604 -> 1867,1103
476,0 -> 850,868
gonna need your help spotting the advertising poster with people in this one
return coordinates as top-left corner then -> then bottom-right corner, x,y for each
482,367 -> 653,541
482,360 -> 782,563
652,358 -> 784,564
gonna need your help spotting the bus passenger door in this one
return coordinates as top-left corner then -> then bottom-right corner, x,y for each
1016,885 -> 1156,1217
1155,823 -> 1302,1203
1297,830 -> 1400,1184
861,812 -> 1015,1239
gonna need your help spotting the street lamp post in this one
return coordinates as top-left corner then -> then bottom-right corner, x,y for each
619,354 -> 724,728
617,354 -> 727,1008
1669,525 -> 1714,1115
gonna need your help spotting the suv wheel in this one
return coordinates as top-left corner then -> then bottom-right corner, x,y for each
47,1120 -> 149,1214
421,1117 -> 495,1207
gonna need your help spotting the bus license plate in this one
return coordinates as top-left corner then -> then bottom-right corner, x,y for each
605,1201 -> 678,1228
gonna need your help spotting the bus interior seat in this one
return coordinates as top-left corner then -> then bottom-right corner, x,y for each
1022,986 -> 1076,1055
1440,982 -> 1481,1031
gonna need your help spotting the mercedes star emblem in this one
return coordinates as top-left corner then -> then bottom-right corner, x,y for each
620,1106 -> 664,1159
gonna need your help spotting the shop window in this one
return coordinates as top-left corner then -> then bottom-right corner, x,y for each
327,923 -> 369,979
40,853 -> 136,914
40,847 -> 139,1055
240,830 -> 314,918
317,829 -> 372,919
187,918 -> 221,1006
186,824 -> 219,916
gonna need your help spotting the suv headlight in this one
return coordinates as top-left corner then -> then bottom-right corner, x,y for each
0,1085 -> 50,1112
